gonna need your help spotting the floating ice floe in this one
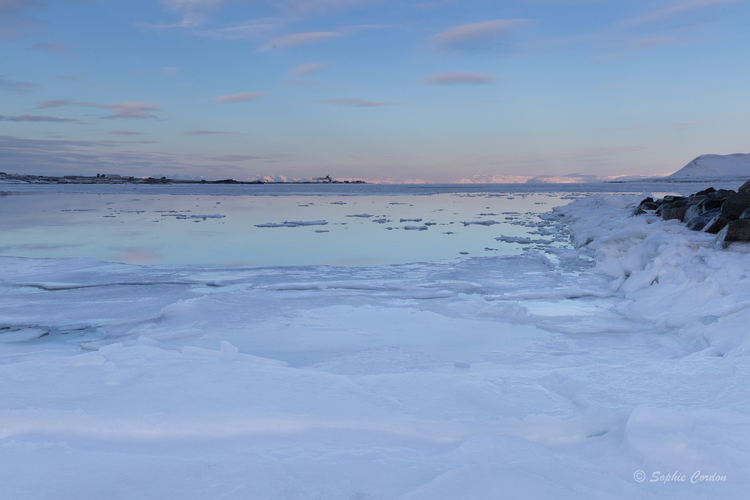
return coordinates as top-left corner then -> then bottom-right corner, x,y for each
404,225 -> 428,230
330,201 -> 346,205
462,220 -> 499,226
400,218 -> 422,222
162,213 -> 226,220
347,214 -> 373,218
495,235 -> 549,244
255,220 -> 328,228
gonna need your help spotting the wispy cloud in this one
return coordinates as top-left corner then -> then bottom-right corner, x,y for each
28,100 -> 160,119
321,98 -> 399,107
0,75 -> 36,93
292,62 -> 325,77
180,130 -> 226,135
96,102 -> 160,119
110,130 -> 145,135
194,21 -> 278,40
421,72 -> 503,85
30,42 -> 68,55
0,0 -> 38,39
624,0 -> 739,25
0,114 -> 82,123
35,99 -> 72,109
161,0 -> 223,28
263,31 -> 340,50
214,92 -> 266,104
432,19 -> 525,50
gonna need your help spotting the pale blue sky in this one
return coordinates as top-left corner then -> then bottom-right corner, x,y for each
1,0 -> 749,182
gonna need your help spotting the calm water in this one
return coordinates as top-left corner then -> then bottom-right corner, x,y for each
0,183 -> 696,266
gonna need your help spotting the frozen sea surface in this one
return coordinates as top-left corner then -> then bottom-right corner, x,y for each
1,183 -> 750,499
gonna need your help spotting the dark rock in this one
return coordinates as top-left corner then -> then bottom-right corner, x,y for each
696,187 -> 716,197
738,180 -> 750,193
717,219 -> 750,246
663,195 -> 686,203
640,202 -> 659,211
683,204 -> 703,223
716,189 -> 737,198
670,199 -> 688,209
686,208 -> 721,231
662,206 -> 687,221
721,191 -> 750,220
701,198 -> 726,211
638,197 -> 654,206
703,214 -> 730,234
655,203 -> 671,216
741,208 -> 750,219
686,195 -> 707,208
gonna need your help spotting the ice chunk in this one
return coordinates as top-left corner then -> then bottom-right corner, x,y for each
404,225 -> 428,230
255,220 -> 327,228
462,220 -> 499,226
400,218 -> 422,222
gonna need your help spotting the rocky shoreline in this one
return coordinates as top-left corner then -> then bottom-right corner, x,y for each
634,181 -> 750,245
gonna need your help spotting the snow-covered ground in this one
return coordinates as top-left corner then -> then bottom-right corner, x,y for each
2,192 -> 750,499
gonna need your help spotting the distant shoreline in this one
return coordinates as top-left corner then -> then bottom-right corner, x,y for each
0,173 -> 367,185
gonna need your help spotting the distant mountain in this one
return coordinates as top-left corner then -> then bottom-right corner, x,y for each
662,154 -> 750,181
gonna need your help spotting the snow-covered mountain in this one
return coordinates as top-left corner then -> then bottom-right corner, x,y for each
663,153 -> 750,181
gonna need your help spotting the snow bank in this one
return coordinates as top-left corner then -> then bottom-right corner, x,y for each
556,192 -> 750,355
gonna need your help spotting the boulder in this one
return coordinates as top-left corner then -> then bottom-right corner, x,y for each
687,208 -> 721,231
696,187 -> 716,197
685,195 -> 707,208
683,204 -> 703,223
703,214 -> 730,234
717,219 -> 750,247
701,198 -> 726,211
741,208 -> 750,219
721,191 -> 750,220
663,195 -> 686,203
662,206 -> 687,221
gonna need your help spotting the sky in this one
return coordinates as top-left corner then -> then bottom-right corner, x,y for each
1,0 -> 749,183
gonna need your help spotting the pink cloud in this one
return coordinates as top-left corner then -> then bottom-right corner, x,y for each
421,72 -> 503,85
97,102 -> 160,119
0,114 -> 81,123
180,130 -> 226,135
292,62 -> 325,77
36,99 -> 72,109
432,19 -> 524,48
624,0 -> 739,25
321,98 -> 399,107
214,92 -> 266,104
265,31 -> 340,50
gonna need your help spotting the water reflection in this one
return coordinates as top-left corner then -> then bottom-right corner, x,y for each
0,192 -> 584,266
